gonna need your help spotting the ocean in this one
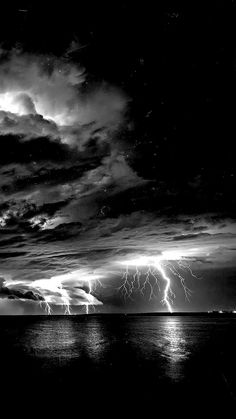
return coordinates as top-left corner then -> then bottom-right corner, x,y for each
1,314 -> 236,415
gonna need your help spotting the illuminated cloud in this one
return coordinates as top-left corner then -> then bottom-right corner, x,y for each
0,49 -> 127,148
0,278 -> 44,302
3,270 -> 103,314
0,208 -> 236,313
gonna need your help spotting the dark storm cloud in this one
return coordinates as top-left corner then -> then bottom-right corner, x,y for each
0,49 -> 149,313
0,50 -> 145,241
0,135 -> 72,165
36,222 -> 83,241
0,278 -> 44,301
0,209 -> 235,286
0,111 -> 59,139
0,13 -> 236,315
0,252 -> 28,258
173,233 -> 211,241
0,236 -> 24,248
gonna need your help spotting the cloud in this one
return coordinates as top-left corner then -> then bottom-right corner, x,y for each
0,49 -> 127,149
0,278 -> 44,301
10,92 -> 37,115
0,111 -> 59,139
0,210 -> 236,285
0,206 -> 236,313
173,233 -> 211,241
0,50 -> 145,245
2,271 -> 103,311
1,48 -> 236,313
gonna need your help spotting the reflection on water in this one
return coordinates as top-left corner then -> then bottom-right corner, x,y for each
6,315 -> 234,385
31,320 -> 77,355
161,318 -> 189,362
1,316 -> 236,411
25,318 -> 106,362
22,316 -> 191,380
159,318 -> 189,380
81,319 -> 106,359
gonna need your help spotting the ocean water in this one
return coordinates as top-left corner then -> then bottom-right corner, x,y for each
1,315 -> 236,414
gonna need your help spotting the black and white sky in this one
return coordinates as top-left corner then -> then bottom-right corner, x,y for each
0,1 -> 236,314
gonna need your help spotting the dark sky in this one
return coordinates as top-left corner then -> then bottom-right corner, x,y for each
0,1 -> 236,314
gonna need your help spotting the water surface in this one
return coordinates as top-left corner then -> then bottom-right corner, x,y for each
1,315 -> 235,413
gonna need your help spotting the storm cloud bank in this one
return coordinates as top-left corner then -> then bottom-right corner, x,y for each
0,43 -> 236,314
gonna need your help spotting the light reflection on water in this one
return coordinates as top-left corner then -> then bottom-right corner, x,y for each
16,316 -> 217,381
1,316 -> 236,411
25,318 -> 106,361
32,320 -> 76,354
158,318 -> 190,380
160,318 -> 189,361
126,316 -> 190,380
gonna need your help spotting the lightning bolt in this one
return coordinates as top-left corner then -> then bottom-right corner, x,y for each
118,253 -> 197,312
39,300 -> 52,315
5,270 -> 105,316
33,276 -> 72,315
117,266 -> 133,300
59,284 -> 71,315
155,260 -> 174,312
84,277 -> 107,314
85,280 -> 92,314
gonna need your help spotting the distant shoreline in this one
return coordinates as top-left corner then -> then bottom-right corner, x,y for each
0,312 -> 236,317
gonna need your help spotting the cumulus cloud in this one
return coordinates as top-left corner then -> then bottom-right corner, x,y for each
0,49 -> 127,149
0,49 -> 146,245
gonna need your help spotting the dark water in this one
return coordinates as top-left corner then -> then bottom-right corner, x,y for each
1,315 -> 236,415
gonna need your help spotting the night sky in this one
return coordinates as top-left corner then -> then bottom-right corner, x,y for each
0,1 -> 236,314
